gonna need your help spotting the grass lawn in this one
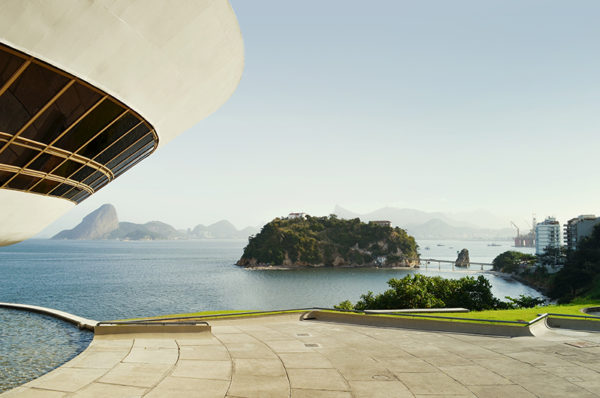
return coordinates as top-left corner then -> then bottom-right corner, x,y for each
115,303 -> 600,325
113,309 -> 305,322
410,302 -> 600,323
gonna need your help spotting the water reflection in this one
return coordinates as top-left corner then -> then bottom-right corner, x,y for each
0,309 -> 92,393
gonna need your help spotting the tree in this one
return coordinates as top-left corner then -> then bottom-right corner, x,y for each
550,224 -> 600,302
492,251 -> 536,273
345,274 -> 503,311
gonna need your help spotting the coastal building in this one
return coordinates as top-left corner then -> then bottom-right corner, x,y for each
370,220 -> 392,228
287,212 -> 307,219
564,215 -> 600,252
0,1 -> 244,246
535,217 -> 561,255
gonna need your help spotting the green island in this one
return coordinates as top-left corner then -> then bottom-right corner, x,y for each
236,215 -> 418,268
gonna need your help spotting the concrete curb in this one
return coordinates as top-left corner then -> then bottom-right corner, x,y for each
95,323 -> 211,335
0,302 -> 98,331
303,310 -> 535,337
547,316 -> 600,332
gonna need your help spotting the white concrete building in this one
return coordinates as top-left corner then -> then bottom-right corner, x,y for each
287,212 -> 307,220
0,1 -> 244,246
535,217 -> 561,255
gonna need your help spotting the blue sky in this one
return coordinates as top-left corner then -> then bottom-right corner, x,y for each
40,0 -> 600,235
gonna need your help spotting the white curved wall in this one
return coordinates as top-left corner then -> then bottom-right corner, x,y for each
0,0 -> 244,147
0,1 -> 244,245
0,190 -> 74,246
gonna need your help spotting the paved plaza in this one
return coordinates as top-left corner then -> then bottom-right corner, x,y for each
3,313 -> 600,397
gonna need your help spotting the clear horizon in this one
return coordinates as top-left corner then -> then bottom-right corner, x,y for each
37,0 -> 600,237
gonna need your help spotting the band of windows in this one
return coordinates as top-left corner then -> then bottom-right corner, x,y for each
0,43 -> 158,203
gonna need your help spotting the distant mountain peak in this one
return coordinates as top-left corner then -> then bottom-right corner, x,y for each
52,204 -> 119,240
332,206 -> 512,240
52,204 -> 259,241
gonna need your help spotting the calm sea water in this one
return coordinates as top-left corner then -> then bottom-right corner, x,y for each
0,238 -> 538,320
0,238 -> 538,392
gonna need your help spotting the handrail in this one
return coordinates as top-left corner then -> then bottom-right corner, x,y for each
528,313 -> 548,325
97,320 -> 208,326
545,312 -> 600,320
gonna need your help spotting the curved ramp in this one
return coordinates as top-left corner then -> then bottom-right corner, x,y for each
304,310 -> 535,337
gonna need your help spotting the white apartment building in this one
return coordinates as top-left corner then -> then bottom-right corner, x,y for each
535,217 -> 561,255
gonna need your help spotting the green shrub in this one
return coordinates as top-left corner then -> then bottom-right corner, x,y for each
339,274 -> 513,311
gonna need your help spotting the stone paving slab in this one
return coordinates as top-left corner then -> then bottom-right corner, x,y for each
3,312 -> 600,397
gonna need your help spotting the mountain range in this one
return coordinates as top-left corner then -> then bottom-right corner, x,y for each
52,203 -> 515,242
52,204 -> 258,241
333,205 -> 514,240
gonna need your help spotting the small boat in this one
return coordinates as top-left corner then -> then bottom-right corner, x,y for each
437,244 -> 444,247
488,243 -> 501,247
424,246 -> 430,250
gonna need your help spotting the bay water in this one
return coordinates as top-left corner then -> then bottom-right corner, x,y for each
0,238 -> 538,320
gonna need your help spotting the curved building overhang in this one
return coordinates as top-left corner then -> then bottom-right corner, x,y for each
0,0 -> 244,245
0,0 -> 244,147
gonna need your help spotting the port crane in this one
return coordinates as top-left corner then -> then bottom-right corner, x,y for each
510,221 -> 519,238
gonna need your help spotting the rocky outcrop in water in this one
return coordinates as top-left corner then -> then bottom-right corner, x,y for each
455,248 -> 470,267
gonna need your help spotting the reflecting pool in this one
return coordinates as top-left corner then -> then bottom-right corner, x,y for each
0,308 -> 92,393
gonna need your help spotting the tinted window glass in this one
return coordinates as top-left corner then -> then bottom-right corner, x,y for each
0,49 -> 25,88
70,189 -> 89,203
29,179 -> 60,195
106,134 -> 153,170
21,83 -> 102,144
94,124 -> 148,164
54,99 -> 124,152
71,165 -> 95,182
89,174 -> 109,190
6,174 -> 38,190
50,183 -> 73,197
9,63 -> 69,127
28,153 -> 66,174
0,44 -> 157,204
0,145 -> 39,168
0,170 -> 14,185
79,113 -> 139,159
52,159 -> 84,179
81,170 -> 105,187
112,142 -> 154,176
0,91 -> 32,134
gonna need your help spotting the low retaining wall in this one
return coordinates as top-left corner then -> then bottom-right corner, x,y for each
0,302 -> 97,331
303,310 -> 534,337
95,323 -> 211,335
547,316 -> 600,332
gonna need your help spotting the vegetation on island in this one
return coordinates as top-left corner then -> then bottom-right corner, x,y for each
335,274 -> 545,311
237,215 -> 418,267
492,251 -> 537,274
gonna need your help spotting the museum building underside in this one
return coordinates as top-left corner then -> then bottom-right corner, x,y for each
0,43 -> 158,204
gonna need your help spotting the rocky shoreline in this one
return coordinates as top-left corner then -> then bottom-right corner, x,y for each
240,264 -> 420,271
